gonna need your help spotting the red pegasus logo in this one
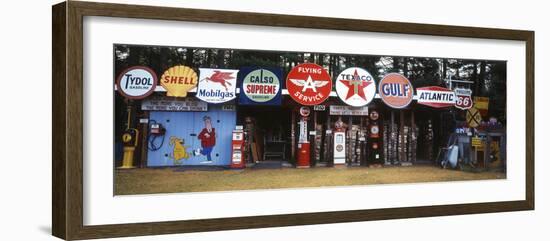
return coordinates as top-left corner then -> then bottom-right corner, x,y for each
202,71 -> 236,91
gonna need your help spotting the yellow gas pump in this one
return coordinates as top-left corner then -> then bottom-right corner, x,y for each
119,105 -> 139,169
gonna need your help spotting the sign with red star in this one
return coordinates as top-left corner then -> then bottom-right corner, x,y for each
335,67 -> 376,107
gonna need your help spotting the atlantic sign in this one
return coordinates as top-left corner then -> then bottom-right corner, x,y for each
335,67 -> 376,107
416,86 -> 455,108
196,68 -> 239,103
116,66 -> 158,99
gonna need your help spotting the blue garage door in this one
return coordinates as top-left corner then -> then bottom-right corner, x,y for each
146,105 -> 236,166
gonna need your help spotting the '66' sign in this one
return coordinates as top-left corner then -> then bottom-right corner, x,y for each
454,88 -> 473,110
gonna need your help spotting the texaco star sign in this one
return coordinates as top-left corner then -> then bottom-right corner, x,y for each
335,67 -> 376,107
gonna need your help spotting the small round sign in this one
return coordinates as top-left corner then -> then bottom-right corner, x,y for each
378,73 -> 413,109
242,69 -> 280,103
369,110 -> 379,121
116,66 -> 158,99
299,106 -> 311,117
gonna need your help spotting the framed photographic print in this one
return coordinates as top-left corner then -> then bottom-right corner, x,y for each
52,1 -> 534,240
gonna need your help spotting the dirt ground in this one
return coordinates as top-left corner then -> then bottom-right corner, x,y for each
115,165 -> 505,195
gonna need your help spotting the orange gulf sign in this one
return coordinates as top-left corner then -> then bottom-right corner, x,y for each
160,65 -> 198,97
379,73 -> 413,109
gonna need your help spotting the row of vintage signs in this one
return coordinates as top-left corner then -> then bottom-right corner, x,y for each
116,65 -> 282,105
116,63 -> 473,110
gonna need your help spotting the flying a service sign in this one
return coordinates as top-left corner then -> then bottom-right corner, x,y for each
286,63 -> 332,106
239,67 -> 282,105
416,86 -> 456,108
196,68 -> 239,103
335,67 -> 376,107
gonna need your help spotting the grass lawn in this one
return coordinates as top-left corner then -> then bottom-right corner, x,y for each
115,165 -> 505,195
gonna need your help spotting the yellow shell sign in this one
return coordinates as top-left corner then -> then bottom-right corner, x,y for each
160,65 -> 198,97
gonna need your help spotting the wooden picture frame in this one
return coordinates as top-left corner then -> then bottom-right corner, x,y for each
52,1 -> 534,240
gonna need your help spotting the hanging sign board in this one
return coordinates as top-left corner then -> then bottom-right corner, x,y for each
196,68 -> 239,103
335,67 -> 376,107
286,63 -> 332,106
416,86 -> 456,108
116,66 -> 158,99
314,105 -> 326,111
471,137 -> 483,148
329,105 -> 369,116
466,107 -> 482,128
474,96 -> 490,117
141,96 -> 207,112
238,67 -> 282,105
160,65 -> 198,97
454,88 -> 473,110
379,73 -> 414,109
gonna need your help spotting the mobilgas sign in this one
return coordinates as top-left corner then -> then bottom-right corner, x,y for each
335,67 -> 376,107
379,73 -> 413,109
239,67 -> 283,105
116,66 -> 157,99
416,86 -> 456,108
196,68 -> 239,104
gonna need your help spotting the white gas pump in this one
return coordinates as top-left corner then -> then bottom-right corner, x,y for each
333,117 -> 347,165
333,131 -> 346,165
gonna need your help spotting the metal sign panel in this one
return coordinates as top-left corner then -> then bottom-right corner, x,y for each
196,68 -> 239,104
379,73 -> 414,109
116,66 -> 157,99
160,65 -> 198,97
335,67 -> 376,107
329,105 -> 369,116
238,67 -> 283,105
141,96 -> 207,112
286,63 -> 332,106
416,86 -> 456,108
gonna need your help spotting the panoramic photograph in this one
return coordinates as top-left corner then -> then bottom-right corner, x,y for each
113,44 -> 507,195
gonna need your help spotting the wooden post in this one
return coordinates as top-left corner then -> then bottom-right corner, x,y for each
391,110 -> 395,163
399,110 -> 405,162
348,116 -> 352,164
291,109 -> 296,161
409,109 -> 418,162
139,111 -> 150,168
313,110 -> 318,163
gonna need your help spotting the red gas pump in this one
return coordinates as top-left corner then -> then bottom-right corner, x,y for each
297,107 -> 311,168
230,128 -> 245,169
